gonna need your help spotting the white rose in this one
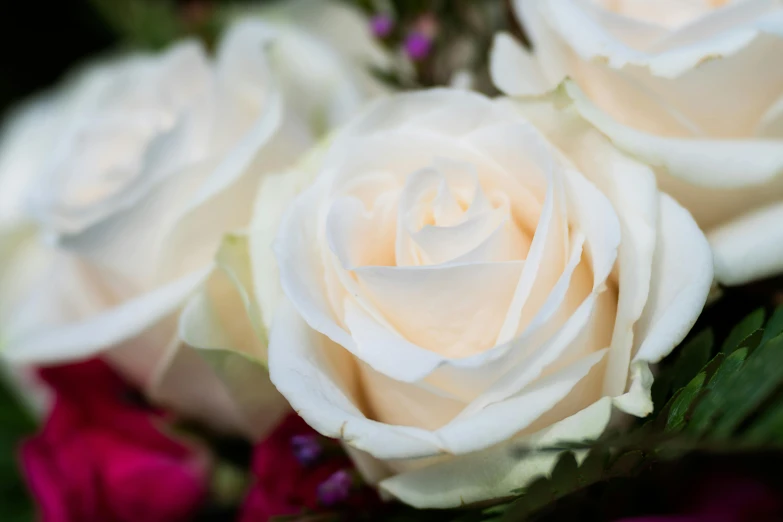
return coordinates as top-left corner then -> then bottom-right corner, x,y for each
0,3 -> 384,435
191,87 -> 712,507
492,0 -> 783,285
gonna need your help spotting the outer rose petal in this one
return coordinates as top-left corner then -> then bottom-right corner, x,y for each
379,397 -> 613,508
249,134 -> 333,336
532,0 -> 783,77
2,266 -> 209,364
759,93 -> 783,137
177,234 -> 288,438
497,87 -> 659,397
634,194 -> 713,363
490,33 -> 552,96
269,299 -> 445,459
562,81 -> 783,190
271,293 -> 610,459
156,24 -> 298,282
147,342 -> 252,436
379,364 -> 655,508
707,202 -> 783,286
0,95 -> 60,231
226,0 -> 390,118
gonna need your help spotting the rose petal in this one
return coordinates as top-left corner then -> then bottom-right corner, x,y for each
269,299 -> 446,459
2,267 -> 209,364
758,92 -> 783,138
379,396 -> 613,508
31,41 -> 212,236
177,234 -> 288,438
490,33 -> 552,97
156,88 -> 293,282
494,156 -> 565,344
352,261 -> 525,360
504,89 -> 661,397
535,0 -> 782,77
358,361 -> 466,430
564,80 -> 783,189
434,348 -> 608,455
251,165 -> 322,332
633,194 -> 713,363
0,95 -> 60,231
453,238 -> 614,417
708,202 -> 783,286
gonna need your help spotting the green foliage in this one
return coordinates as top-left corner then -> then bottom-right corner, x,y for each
0,378 -> 37,522
720,307 -> 764,354
87,0 -> 224,50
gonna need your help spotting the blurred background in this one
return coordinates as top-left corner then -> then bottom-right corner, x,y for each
1,1 -> 119,116
1,3 -> 112,517
0,3 -> 229,518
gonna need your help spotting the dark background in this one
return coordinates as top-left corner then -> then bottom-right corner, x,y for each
0,1 -> 116,117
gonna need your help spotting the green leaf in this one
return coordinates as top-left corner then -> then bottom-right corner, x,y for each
650,371 -> 676,417
666,372 -> 706,432
735,329 -> 763,354
721,308 -> 765,354
711,334 -> 783,438
499,477 -> 554,522
761,305 -> 783,345
550,452 -> 578,495
670,329 -> 713,393
576,450 -> 607,488
0,377 -> 36,521
687,347 -> 749,435
605,450 -> 645,478
89,0 -> 184,50
743,400 -> 783,445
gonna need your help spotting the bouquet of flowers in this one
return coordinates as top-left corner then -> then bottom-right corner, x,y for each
1,0 -> 782,520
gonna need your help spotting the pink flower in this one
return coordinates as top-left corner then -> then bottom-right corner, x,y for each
20,360 -> 208,522
239,414 -> 379,521
403,32 -> 432,61
370,14 -> 394,38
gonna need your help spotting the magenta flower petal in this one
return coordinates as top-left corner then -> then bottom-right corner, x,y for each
404,32 -> 432,61
20,360 -> 209,522
370,14 -> 394,38
317,469 -> 354,506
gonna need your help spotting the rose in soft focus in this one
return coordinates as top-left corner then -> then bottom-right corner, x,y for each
240,413 -> 379,521
0,2 -> 386,436
492,0 -> 783,285
187,87 -> 713,507
21,359 -> 208,522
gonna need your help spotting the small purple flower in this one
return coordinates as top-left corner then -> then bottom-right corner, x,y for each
317,469 -> 353,506
404,31 -> 432,61
291,434 -> 322,466
370,14 -> 394,38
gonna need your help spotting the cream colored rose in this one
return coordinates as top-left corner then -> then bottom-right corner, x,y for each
207,87 -> 714,508
492,0 -> 783,285
0,4 -> 384,435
